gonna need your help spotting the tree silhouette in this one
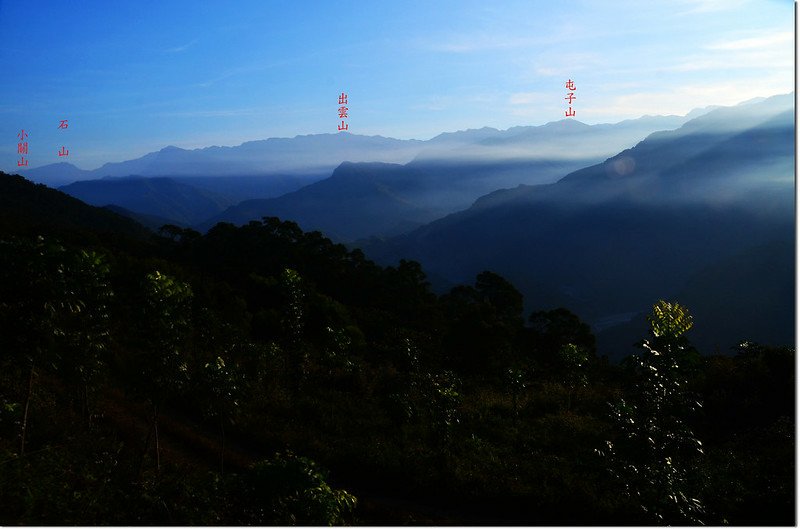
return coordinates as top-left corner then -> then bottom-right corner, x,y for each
197,355 -> 243,475
441,271 -> 525,376
528,307 -> 596,364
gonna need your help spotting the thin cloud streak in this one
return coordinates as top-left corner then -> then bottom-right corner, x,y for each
707,31 -> 793,51
153,108 -> 267,118
673,0 -> 750,16
164,38 -> 199,54
420,34 -> 543,53
579,78 -> 791,121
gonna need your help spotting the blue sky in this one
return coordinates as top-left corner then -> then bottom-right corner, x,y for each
0,0 -> 794,170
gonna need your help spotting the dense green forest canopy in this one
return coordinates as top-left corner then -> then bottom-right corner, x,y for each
0,171 -> 793,525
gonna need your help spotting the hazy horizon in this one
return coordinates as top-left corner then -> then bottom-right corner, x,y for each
0,0 -> 793,171
4,91 -> 792,174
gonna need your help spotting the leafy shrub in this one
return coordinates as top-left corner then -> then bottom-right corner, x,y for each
228,451 -> 357,525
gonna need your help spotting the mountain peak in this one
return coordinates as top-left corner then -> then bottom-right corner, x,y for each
543,118 -> 591,129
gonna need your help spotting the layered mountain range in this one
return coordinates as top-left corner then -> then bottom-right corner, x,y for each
11,94 -> 794,359
24,112 -> 700,234
194,114 -> 711,237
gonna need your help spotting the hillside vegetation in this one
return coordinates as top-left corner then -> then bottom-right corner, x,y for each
0,171 -> 793,525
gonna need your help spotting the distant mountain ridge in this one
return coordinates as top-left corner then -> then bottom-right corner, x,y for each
20,108 -> 710,190
18,133 -> 427,188
416,113 -> 691,162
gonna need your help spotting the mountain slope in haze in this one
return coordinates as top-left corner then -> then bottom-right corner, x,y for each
170,173 -> 326,204
364,93 -> 794,356
59,177 -> 233,226
17,162 -> 91,188
672,239 -> 794,352
398,113 -> 709,204
102,204 -> 182,232
0,172 -> 149,241
468,94 -> 793,211
202,162 -> 446,241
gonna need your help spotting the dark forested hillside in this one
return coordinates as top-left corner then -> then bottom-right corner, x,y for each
0,170 -> 793,525
0,172 -> 150,243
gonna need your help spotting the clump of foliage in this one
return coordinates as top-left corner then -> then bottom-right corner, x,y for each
227,452 -> 357,525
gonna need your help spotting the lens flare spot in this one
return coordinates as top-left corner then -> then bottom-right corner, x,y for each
607,156 -> 636,177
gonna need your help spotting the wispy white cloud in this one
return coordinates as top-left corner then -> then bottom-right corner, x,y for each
417,19 -> 618,55
579,75 -> 790,120
673,0 -> 750,16
508,92 -> 549,106
530,52 -> 605,78
191,43 -> 356,88
706,31 -> 793,51
153,107 -> 262,118
504,91 -> 564,121
421,33 -> 542,54
666,50 -> 793,72
655,28 -> 795,74
193,63 -> 274,88
164,38 -> 199,54
595,24 -> 792,78
408,93 -> 498,112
